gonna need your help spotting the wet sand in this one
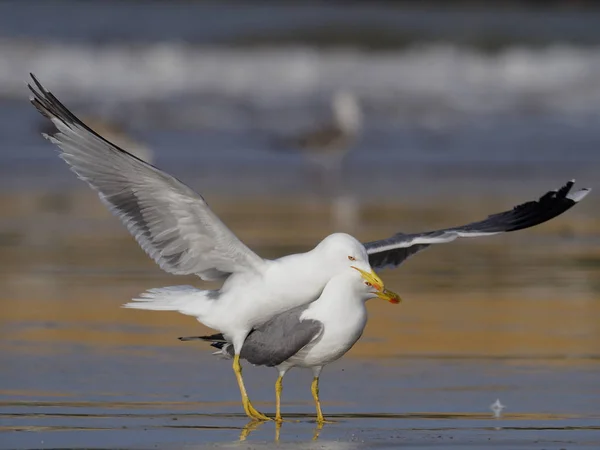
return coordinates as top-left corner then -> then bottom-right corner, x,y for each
1,189 -> 599,449
2,352 -> 599,449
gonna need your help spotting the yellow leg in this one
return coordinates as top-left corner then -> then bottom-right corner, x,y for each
275,375 -> 284,422
233,355 -> 271,421
311,376 -> 325,424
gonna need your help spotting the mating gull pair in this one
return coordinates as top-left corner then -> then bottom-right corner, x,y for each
28,74 -> 590,423
181,266 -> 399,422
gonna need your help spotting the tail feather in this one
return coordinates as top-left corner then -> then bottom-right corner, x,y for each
123,286 -> 214,318
178,333 -> 233,359
178,333 -> 226,342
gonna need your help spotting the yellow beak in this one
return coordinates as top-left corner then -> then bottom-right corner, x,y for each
351,266 -> 401,304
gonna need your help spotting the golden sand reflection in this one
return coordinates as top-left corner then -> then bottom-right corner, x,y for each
1,190 -> 598,361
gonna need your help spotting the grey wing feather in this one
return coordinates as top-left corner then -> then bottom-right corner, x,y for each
238,306 -> 323,367
28,74 -> 265,281
365,180 -> 590,270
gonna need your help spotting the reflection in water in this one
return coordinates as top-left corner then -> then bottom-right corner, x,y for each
239,413 -> 328,442
0,188 -> 598,449
239,419 -> 265,441
312,421 -> 325,441
2,397 -> 600,447
490,399 -> 506,419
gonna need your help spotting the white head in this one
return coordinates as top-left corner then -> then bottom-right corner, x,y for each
310,233 -> 401,304
314,232 -> 370,273
332,90 -> 362,133
325,263 -> 401,304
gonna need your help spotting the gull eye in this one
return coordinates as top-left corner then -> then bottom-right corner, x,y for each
364,281 -> 372,287
348,256 -> 356,261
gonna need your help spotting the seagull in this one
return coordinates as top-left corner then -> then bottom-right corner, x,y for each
180,267 -> 400,423
275,91 -> 363,229
28,75 -> 375,421
280,90 -> 363,171
28,73 -> 590,421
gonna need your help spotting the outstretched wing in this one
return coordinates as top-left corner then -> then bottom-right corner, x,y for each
28,74 -> 265,281
365,180 -> 590,270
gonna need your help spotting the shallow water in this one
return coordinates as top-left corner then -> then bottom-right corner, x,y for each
2,356 -> 600,449
1,189 -> 599,449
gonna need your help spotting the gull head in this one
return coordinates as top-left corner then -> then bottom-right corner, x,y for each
315,233 -> 401,304
316,232 -> 370,269
314,232 -> 383,280
350,266 -> 401,304
332,90 -> 362,133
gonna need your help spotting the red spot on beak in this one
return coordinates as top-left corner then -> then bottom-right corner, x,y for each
388,294 -> 401,304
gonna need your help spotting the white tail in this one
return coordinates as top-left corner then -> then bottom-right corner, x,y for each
123,285 -> 215,318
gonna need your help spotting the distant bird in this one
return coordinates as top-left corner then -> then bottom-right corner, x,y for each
180,267 -> 400,423
30,73 -> 590,422
274,91 -> 363,230
280,91 -> 363,171
39,113 -> 153,164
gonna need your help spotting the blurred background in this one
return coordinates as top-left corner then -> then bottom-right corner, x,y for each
1,1 -> 599,448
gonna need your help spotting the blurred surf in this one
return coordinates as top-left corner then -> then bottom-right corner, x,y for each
2,41 -> 600,120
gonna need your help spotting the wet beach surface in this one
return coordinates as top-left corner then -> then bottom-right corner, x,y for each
1,188 -> 599,449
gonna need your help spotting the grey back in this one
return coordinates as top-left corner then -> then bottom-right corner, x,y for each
227,306 -> 323,367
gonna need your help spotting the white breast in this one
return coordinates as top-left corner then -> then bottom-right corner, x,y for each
288,297 -> 368,368
207,255 -> 328,335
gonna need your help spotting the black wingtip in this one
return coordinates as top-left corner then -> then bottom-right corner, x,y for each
26,74 -> 164,167
365,178 -> 591,270
555,180 -> 574,198
30,73 -> 43,91
27,74 -> 56,121
28,73 -> 46,100
554,179 -> 591,202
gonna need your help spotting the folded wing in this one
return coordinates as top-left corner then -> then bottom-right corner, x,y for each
184,307 -> 324,367
29,74 -> 265,281
365,180 -> 590,270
